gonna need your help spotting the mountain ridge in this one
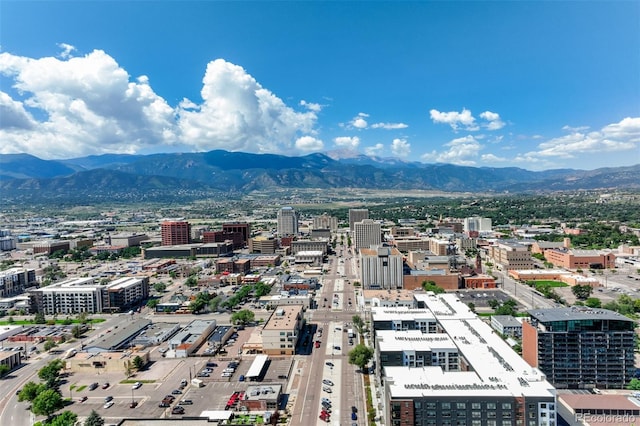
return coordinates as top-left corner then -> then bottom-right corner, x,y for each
1,150 -> 638,202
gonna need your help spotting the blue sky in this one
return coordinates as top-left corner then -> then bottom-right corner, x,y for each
1,1 -> 638,171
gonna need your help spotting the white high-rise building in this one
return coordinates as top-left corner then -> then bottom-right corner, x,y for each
312,214 -> 338,232
354,219 -> 382,250
349,209 -> 369,232
277,207 -> 299,236
463,216 -> 492,234
360,245 -> 404,289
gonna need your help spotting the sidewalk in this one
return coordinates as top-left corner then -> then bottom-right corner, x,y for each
362,333 -> 384,426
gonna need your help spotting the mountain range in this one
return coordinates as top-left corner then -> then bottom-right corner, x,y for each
1,150 -> 638,203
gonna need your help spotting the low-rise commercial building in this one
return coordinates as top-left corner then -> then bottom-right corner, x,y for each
168,320 -> 216,358
261,305 -> 303,355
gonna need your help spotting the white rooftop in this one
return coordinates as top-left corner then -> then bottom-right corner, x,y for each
377,330 -> 457,352
383,293 -> 556,399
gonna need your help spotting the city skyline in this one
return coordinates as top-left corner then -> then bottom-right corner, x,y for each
1,1 -> 638,171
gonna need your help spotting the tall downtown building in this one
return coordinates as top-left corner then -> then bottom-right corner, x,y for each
353,218 -> 382,250
277,207 -> 299,237
349,208 -> 369,231
523,307 -> 636,389
161,221 -> 191,246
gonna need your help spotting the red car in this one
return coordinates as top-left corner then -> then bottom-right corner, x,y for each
315,341 -> 321,348
319,413 -> 330,422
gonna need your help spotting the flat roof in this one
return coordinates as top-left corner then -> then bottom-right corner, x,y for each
372,306 -> 436,322
263,305 -> 302,331
559,394 -> 640,411
86,318 -> 151,351
528,307 -> 634,323
246,354 -> 269,378
377,330 -> 457,352
383,293 -> 555,399
491,315 -> 522,328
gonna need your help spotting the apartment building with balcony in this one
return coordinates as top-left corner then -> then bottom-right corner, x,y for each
372,293 -> 557,426
522,307 -> 635,389
29,276 -> 149,315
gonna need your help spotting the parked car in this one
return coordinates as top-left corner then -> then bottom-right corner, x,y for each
103,401 -> 114,409
171,406 -> 185,415
325,362 -> 334,367
321,397 -> 331,404
129,401 -> 138,408
315,341 -> 321,348
171,389 -> 182,395
102,382 -> 110,389
179,399 -> 193,405
132,382 -> 142,389
322,379 -> 334,386
79,396 -> 88,403
351,406 -> 358,413
159,402 -> 170,408
351,412 -> 358,420
104,396 -> 113,403
323,386 -> 332,393
238,375 -> 245,382
88,382 -> 99,391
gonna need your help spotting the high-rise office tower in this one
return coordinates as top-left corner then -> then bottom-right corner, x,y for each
277,207 -> 299,236
161,221 -> 191,246
354,219 -> 382,250
349,208 -> 369,231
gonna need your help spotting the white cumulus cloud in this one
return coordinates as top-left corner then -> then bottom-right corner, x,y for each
300,100 -> 323,112
430,108 -> 478,131
391,138 -> 410,157
57,43 -> 76,59
364,143 -> 384,156
178,59 -> 318,154
349,112 -> 369,129
421,135 -> 482,166
0,49 -> 177,158
295,136 -> 324,151
479,110 -> 505,130
334,136 -> 360,149
525,117 -> 640,160
371,122 -> 408,130
0,50 -> 321,158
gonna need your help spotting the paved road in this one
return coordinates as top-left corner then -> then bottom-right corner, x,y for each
289,243 -> 365,425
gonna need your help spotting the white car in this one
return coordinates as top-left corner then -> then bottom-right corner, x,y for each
132,382 -> 142,389
103,401 -> 114,409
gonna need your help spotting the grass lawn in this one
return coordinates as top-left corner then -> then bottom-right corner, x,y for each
231,414 -> 264,424
532,280 -> 568,287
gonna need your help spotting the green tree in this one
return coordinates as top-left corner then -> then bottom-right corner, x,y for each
421,280 -> 444,294
153,282 -> 167,293
572,284 -> 593,300
467,302 -> 476,313
231,309 -> 255,325
487,299 -> 500,309
352,315 -> 365,335
34,312 -> 46,324
585,297 -> 602,308
254,281 -> 271,297
133,355 -> 145,370
72,325 -> 83,338
38,359 -> 64,388
209,295 -> 222,312
185,275 -> 198,288
146,299 -> 160,309
84,410 -> 105,426
348,344 -> 374,373
31,388 -> 63,418
0,364 -> 9,377
48,411 -> 78,426
628,378 -> 640,391
18,381 -> 47,402
44,338 -> 57,352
